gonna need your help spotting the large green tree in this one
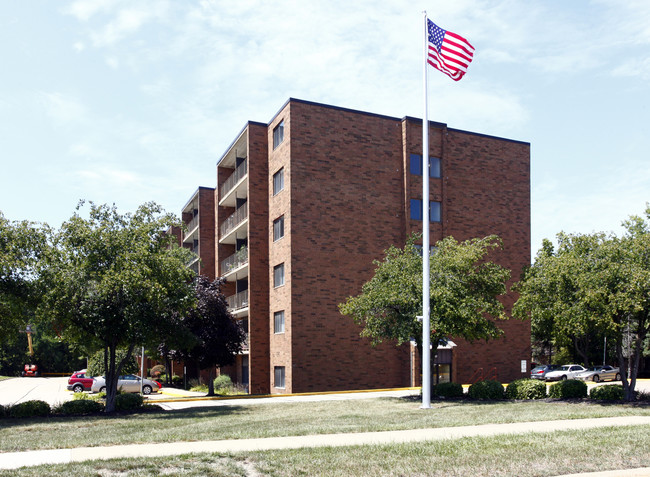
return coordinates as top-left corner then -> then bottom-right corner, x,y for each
0,212 -> 48,372
339,234 -> 511,363
39,202 -> 196,412
514,206 -> 650,401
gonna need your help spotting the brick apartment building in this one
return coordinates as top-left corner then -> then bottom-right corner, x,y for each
178,98 -> 531,394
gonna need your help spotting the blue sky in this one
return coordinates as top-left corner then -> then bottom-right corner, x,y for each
1,0 -> 649,254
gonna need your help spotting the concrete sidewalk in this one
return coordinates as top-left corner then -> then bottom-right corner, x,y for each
1,415 -> 649,472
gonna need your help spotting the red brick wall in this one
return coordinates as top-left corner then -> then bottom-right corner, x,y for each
247,123 -> 271,394
404,119 -> 531,384
286,101 -> 411,393
197,187 -> 215,279
268,106 -> 294,393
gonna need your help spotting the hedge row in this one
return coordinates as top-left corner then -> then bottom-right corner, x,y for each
433,379 -> 628,401
0,394 -> 145,419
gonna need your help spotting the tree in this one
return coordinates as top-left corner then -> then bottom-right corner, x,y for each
165,276 -> 246,396
514,205 -> 650,401
339,234 -> 511,367
39,201 -> 196,412
0,212 -> 48,361
87,348 -> 139,377
513,234 -> 610,367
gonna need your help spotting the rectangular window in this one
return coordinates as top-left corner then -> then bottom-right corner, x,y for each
274,366 -> 285,388
430,157 -> 441,178
409,154 -> 441,178
410,199 -> 442,222
273,168 -> 284,196
430,200 -> 441,222
274,311 -> 285,334
273,263 -> 285,287
273,215 -> 284,242
409,154 -> 423,175
410,199 -> 423,220
273,120 -> 284,149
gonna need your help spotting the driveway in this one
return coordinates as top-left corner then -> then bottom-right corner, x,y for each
0,377 -> 73,407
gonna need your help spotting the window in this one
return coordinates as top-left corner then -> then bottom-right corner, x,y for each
409,154 -> 423,175
273,263 -> 285,287
410,200 -> 442,222
409,154 -> 441,178
273,215 -> 284,241
274,311 -> 285,334
274,366 -> 285,388
410,199 -> 422,220
273,168 -> 284,195
430,200 -> 441,222
273,120 -> 284,149
430,157 -> 441,178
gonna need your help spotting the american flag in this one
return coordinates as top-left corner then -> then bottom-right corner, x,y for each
427,19 -> 474,81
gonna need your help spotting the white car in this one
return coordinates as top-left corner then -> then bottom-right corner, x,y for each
544,364 -> 587,381
91,374 -> 161,394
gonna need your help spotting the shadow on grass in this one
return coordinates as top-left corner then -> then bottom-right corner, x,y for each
0,404 -> 250,430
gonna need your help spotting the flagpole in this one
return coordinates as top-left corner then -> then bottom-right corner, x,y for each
421,10 -> 431,410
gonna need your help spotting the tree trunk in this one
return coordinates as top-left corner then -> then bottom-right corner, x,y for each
104,342 -> 136,413
104,345 -> 118,413
615,336 -> 631,401
206,367 -> 215,396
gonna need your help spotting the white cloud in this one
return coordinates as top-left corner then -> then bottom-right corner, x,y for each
65,0 -> 121,22
612,57 -> 650,80
39,92 -> 86,124
105,56 -> 119,69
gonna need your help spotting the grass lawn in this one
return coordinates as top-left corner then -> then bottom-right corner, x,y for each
1,397 -> 649,476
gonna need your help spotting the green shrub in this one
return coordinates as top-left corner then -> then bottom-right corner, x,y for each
590,384 -> 624,401
548,379 -> 587,399
214,374 -> 233,392
9,400 -> 51,418
190,383 -> 208,393
468,380 -> 504,400
171,375 -> 183,387
505,379 -> 547,400
433,382 -> 464,398
115,393 -> 143,411
58,399 -> 104,415
0,404 -> 6,418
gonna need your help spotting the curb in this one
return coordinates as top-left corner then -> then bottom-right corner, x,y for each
152,386 -> 420,403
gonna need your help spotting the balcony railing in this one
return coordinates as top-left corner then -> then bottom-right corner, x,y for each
227,290 -> 249,311
221,246 -> 248,275
220,203 -> 248,238
220,158 -> 247,200
184,215 -> 199,240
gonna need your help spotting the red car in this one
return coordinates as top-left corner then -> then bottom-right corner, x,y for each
67,369 -> 94,393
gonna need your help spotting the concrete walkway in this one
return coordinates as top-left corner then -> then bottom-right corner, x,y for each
1,415 -> 649,473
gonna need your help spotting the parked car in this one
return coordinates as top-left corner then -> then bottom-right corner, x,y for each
91,374 -> 161,394
575,365 -> 621,382
545,364 -> 587,381
67,369 -> 94,393
530,364 -> 561,380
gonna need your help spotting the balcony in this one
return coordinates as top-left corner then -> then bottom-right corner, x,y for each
221,246 -> 249,281
183,215 -> 199,242
227,290 -> 249,318
220,203 -> 248,244
220,159 -> 247,207
241,332 -> 249,352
